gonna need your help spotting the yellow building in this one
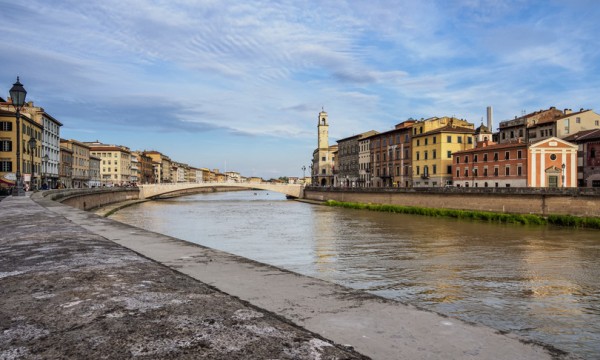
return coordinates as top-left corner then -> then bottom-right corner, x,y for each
85,142 -> 132,186
412,117 -> 475,187
0,110 -> 43,190
60,139 -> 90,188
144,151 -> 172,183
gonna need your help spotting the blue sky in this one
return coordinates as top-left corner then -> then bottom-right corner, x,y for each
2,0 -> 600,178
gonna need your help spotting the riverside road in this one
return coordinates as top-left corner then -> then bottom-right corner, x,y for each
0,193 -> 571,359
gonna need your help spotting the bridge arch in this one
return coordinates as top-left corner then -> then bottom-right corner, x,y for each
138,182 -> 304,200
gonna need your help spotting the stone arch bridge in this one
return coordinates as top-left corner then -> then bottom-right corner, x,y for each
138,182 -> 304,200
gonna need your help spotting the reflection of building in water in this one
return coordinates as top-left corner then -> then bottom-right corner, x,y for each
310,208 -> 341,275
521,241 -> 586,316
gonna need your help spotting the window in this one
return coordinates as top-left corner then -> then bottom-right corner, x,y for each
425,138 -> 428,145
464,156 -> 469,163
433,136 -> 437,144
456,156 -> 460,164
424,151 -> 428,160
591,148 -> 596,158
517,150 -> 522,159
473,168 -> 478,177
474,154 -> 478,162
0,122 -> 12,131
456,169 -> 460,178
505,151 -> 510,160
447,165 -> 452,174
550,154 -> 557,161
458,136 -> 462,144
464,168 -> 469,177
417,139 -> 420,146
396,166 -> 400,176
432,150 -> 437,159
483,153 -> 488,162
510,130 -> 514,138
494,167 -> 499,176
0,140 -> 12,152
321,169 -> 326,174
447,150 -> 452,158
519,129 -> 523,137
517,166 -> 522,176
484,168 -> 488,176
468,137 -> 473,144
447,135 -> 452,143
0,160 -> 12,172
416,152 -> 420,160
576,117 -> 581,124
416,166 -> 420,175
432,165 -> 437,174
321,156 -> 326,161
502,132 -> 506,140
506,166 -> 510,176
493,152 -> 498,161
595,120 -> 599,126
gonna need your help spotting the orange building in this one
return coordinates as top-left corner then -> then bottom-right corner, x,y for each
527,137 -> 577,187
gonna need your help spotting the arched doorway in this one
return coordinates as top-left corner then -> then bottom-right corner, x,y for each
321,178 -> 327,186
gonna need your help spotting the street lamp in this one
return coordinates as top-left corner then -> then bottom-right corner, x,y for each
301,165 -> 306,179
42,154 -> 49,189
9,77 -> 27,196
28,137 -> 36,191
562,163 -> 566,188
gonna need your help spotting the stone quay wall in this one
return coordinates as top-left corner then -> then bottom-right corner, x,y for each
43,188 -> 139,211
305,187 -> 600,217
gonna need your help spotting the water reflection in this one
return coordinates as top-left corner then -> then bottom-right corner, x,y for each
111,190 -> 600,359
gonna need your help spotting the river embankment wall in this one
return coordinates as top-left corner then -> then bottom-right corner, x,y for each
305,187 -> 600,217
42,186 -> 249,211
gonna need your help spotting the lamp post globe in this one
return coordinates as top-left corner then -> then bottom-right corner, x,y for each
9,77 -> 27,196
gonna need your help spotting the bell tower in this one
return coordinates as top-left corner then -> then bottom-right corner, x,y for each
318,109 -> 329,149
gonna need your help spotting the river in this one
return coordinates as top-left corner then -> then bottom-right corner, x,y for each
110,190 -> 600,359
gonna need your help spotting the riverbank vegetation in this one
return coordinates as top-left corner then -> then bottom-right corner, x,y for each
324,200 -> 600,229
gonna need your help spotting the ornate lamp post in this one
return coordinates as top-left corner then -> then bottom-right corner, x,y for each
301,165 -> 306,179
9,77 -> 27,196
28,137 -> 36,191
562,163 -> 566,188
42,154 -> 49,189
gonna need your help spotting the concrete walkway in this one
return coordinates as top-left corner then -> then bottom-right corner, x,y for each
4,194 -> 572,359
0,195 -> 365,359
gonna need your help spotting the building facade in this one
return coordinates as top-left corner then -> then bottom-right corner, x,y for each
85,142 -> 132,186
0,110 -> 43,190
89,156 -> 101,187
564,129 -> 600,187
312,110 -> 337,186
59,146 -> 73,188
528,137 -> 578,188
412,117 -> 475,187
453,140 -> 528,188
60,139 -> 90,188
358,136 -> 374,187
336,130 -> 377,187
497,107 -> 564,144
367,121 -> 414,188
527,109 -> 600,143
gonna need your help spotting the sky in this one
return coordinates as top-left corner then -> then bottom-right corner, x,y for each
2,0 -> 600,179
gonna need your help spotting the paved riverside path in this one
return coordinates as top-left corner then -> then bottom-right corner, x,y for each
0,195 -> 366,359
4,194 -> 569,360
